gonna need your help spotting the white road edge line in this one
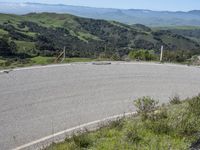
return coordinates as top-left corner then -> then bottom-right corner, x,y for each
12,112 -> 137,150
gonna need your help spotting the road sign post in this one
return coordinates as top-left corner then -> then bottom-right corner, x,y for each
63,46 -> 66,61
160,45 -> 163,62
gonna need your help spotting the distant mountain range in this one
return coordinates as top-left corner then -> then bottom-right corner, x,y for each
0,2 -> 200,26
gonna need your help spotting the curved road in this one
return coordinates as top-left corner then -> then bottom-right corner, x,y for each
0,62 -> 200,150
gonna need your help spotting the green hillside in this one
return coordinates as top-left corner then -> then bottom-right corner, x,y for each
153,26 -> 200,45
0,12 -> 200,59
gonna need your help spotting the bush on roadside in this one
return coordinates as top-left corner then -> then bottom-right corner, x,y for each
134,96 -> 159,120
142,106 -> 170,135
169,94 -> 181,105
125,126 -> 142,144
188,95 -> 200,116
111,53 -> 121,61
148,107 -> 168,121
168,96 -> 200,136
108,118 -> 125,131
69,132 -> 93,149
170,110 -> 200,136
128,49 -> 157,61
144,119 -> 171,135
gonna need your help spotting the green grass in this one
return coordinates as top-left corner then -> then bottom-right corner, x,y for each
0,56 -> 96,70
152,26 -> 200,31
31,57 -> 95,65
0,58 -> 6,66
0,13 -> 79,30
0,58 -> 32,70
0,28 -> 8,35
0,13 -> 22,24
22,31 -> 37,37
44,95 -> 200,150
14,40 -> 36,53
77,32 -> 101,41
63,57 -> 95,63
24,13 -> 78,28
30,56 -> 55,65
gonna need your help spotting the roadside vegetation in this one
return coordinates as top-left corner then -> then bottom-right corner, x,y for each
45,95 -> 200,150
128,49 -> 200,65
0,56 -> 96,70
128,49 -> 158,61
1,47 -> 199,70
0,48 -> 199,70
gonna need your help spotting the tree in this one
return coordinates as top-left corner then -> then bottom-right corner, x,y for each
111,53 -> 121,61
9,41 -> 17,54
128,49 -> 156,61
0,38 -> 12,56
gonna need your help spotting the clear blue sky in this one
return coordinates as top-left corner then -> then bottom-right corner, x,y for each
1,0 -> 200,11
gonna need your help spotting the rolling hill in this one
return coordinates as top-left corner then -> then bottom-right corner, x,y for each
0,2 -> 200,26
0,12 -> 200,59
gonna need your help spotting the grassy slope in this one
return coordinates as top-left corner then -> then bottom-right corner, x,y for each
153,26 -> 200,30
0,13 -> 105,54
0,56 -> 95,70
45,96 -> 200,150
0,13 -> 101,43
153,26 -> 200,45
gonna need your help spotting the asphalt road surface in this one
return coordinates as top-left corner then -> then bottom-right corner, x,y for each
1,62 -> 200,150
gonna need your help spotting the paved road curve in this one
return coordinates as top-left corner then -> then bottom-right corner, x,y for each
0,62 -> 200,150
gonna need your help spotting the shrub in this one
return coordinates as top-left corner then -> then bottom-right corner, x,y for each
170,95 -> 181,105
168,99 -> 200,136
145,119 -> 170,134
128,49 -> 157,61
188,96 -> 200,116
134,96 -> 159,120
143,107 -> 170,134
68,132 -> 93,148
148,107 -> 168,121
111,53 -> 121,61
125,127 -> 142,144
109,118 -> 125,130
174,112 -> 199,136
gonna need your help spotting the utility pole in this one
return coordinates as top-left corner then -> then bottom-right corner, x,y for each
160,45 -> 163,62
